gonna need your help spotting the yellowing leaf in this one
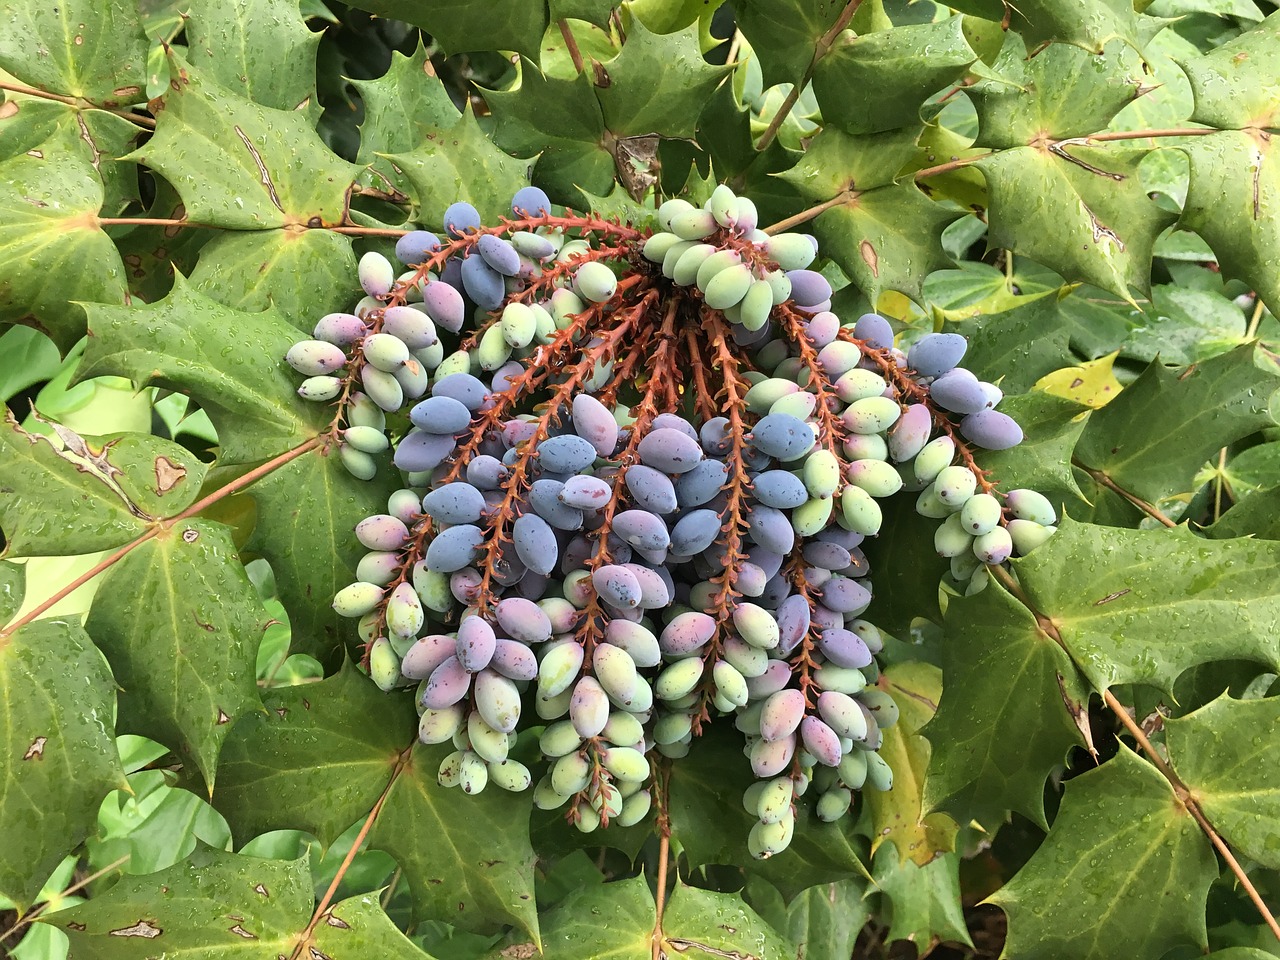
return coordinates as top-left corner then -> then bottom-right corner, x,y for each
1034,351 -> 1123,408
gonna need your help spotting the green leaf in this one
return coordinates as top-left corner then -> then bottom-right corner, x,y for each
189,228 -> 358,333
1074,344 -> 1280,505
244,444 -> 397,660
1005,0 -> 1139,52
924,582 -> 1088,829
1211,486 -> 1280,540
869,844 -> 972,951
991,744 -> 1216,960
1125,283 -> 1255,366
126,53 -> 360,229
78,275 -> 323,465
1009,265 -> 1135,359
978,144 -> 1176,301
346,0 -> 548,60
387,103 -> 535,231
1018,517 -> 1280,692
780,880 -> 869,960
84,519 -> 267,789
667,724 -> 867,899
866,662 -> 957,865
813,18 -> 977,136
0,560 -> 23,622
968,37 -> 1147,147
975,391 -> 1092,519
370,742 -> 539,939
185,0 -> 321,112
594,17 -> 732,140
486,62 -> 617,204
49,846 -> 313,957
110,177 -> 212,303
858,494 -> 948,636
0,0 -> 148,102
215,661 -> 413,847
0,410 -> 205,555
663,883 -> 797,959
0,618 -> 126,909
533,875 -> 653,959
946,296 -> 1074,393
0,142 -> 127,353
1165,693 -> 1280,868
0,327 -> 61,403
351,41 -> 461,199
313,892 -> 438,959
1180,131 -> 1280,320
732,0 -> 848,88
1180,12 -> 1280,129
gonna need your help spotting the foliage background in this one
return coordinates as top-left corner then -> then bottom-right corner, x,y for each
1,0 -> 1280,957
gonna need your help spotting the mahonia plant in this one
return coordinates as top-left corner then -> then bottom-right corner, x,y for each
284,183 -> 1057,859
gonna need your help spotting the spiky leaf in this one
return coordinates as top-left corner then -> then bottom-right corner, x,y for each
345,0 -> 548,60
732,0 -> 850,88
870,844 -> 972,951
1180,13 -> 1280,129
0,0 -> 148,102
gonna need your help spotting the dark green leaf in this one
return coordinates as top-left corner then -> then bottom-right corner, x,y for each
1124,283 -> 1253,366
732,0 -> 849,88
370,742 -> 539,939
1180,131 -> 1280,320
0,327 -> 61,403
979,144 -> 1176,301
1179,13 -> 1280,129
532,875 -> 652,959
594,18 -> 732,140
0,410 -> 206,555
1211,486 -> 1280,540
0,617 -> 126,909
1009,264 -> 1135,359
859,493 -> 948,637
0,141 -> 127,352
84,519 -> 267,789
780,880 -> 869,960
814,18 -> 976,136
0,0 -> 148,102
78,275 -> 323,465
1018,517 -> 1280,692
314,892 -> 438,959
189,228 -> 358,333
1074,344 -> 1279,505
352,0 -> 547,59
870,844 -> 972,951
1165,693 -> 1280,868
185,0 -> 321,112
486,62 -> 616,204
0,560 -> 22,622
663,883 -> 797,958
991,745 -> 1216,960
923,581 -> 1088,829
50,846 -> 313,957
110,177 -> 212,303
1005,0 -> 1138,52
215,661 -> 414,847
126,53 -> 360,229
947,297 -> 1074,393
387,104 -> 535,231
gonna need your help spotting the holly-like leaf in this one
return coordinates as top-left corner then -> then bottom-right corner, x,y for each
84,519 -> 267,790
370,742 -> 539,939
1125,283 -> 1257,367
387,103 -> 535,231
78,275 -> 323,465
975,392 -> 1092,518
215,661 -> 413,846
245,446 -> 397,660
1164,693 -> 1280,868
0,409 -> 206,556
533,875 -> 653,959
667,724 -> 868,899
189,228 -> 358,333
185,0 -> 321,112
486,62 -> 617,204
968,37 -> 1147,147
126,52 -> 360,229
732,0 -> 849,88
779,880 -> 869,960
312,892 -> 437,960
346,0 -> 548,61
110,176 -> 212,303
0,143 -> 127,352
663,883 -> 797,958
1180,131 -> 1280,320
978,144 -> 1176,301
923,582 -> 1088,830
0,0 -> 148,103
594,17 -> 733,141
352,41 -> 461,198
1005,0 -> 1139,52
49,846 -> 312,956
1211,486 -> 1280,540
865,662 -> 957,866
0,617 -> 127,909
1018,517 -> 1280,692
992,745 -> 1216,960
869,844 -> 972,952
1074,344 -> 1280,507
946,297 -> 1074,394
1180,13 -> 1280,129
858,494 -> 948,636
813,18 -> 976,136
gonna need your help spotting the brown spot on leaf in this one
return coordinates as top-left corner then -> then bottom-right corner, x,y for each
66,922 -> 86,931
229,924 -> 255,939
859,240 -> 879,277
0,100 -> 18,119
1057,672 -> 1097,759
110,920 -> 162,938
194,613 -> 215,632
501,944 -> 538,959
182,528 -> 199,543
324,914 -> 350,929
153,456 -> 187,494
1092,589 -> 1130,606
216,709 -> 231,725
23,736 -> 47,760
309,949 -> 332,960
275,707 -> 288,718
254,884 -> 269,897
113,85 -> 142,99
26,150 -> 43,159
